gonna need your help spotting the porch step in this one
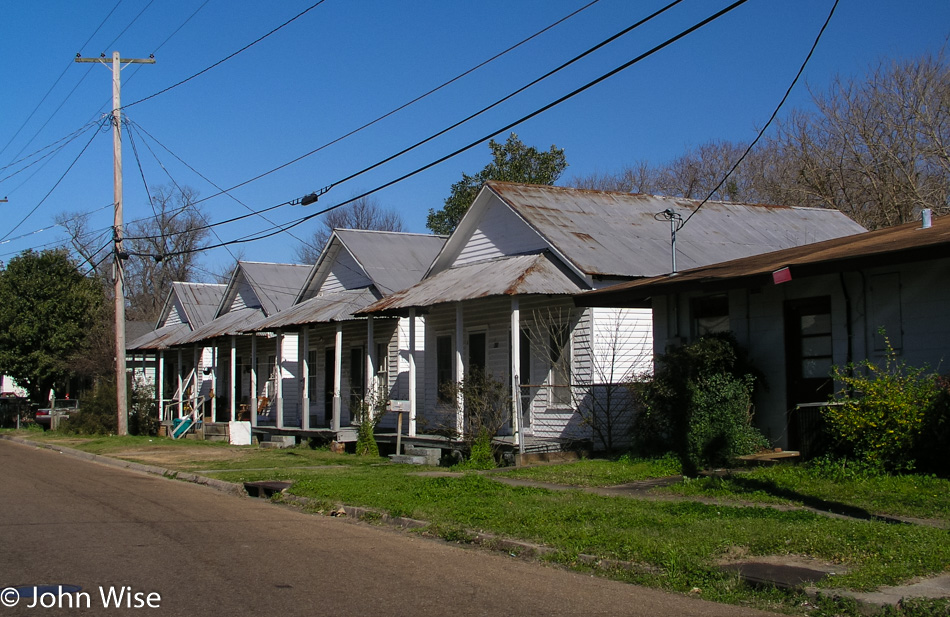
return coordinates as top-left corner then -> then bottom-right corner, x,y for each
259,435 -> 295,449
389,454 -> 428,465
404,447 -> 441,466
203,423 -> 230,442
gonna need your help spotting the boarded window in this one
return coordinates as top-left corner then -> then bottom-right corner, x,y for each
691,294 -> 729,337
436,335 -> 453,403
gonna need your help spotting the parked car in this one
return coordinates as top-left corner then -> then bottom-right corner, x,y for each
34,399 -> 80,430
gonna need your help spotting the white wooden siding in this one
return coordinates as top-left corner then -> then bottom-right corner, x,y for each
455,199 -> 547,266
321,249 -> 370,294
164,299 -> 185,326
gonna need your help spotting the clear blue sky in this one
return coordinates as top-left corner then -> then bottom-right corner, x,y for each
2,0 -> 948,279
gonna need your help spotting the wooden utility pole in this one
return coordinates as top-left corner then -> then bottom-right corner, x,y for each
75,51 -> 154,435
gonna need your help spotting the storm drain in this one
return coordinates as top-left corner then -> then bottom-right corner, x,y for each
244,480 -> 293,498
720,562 -> 833,589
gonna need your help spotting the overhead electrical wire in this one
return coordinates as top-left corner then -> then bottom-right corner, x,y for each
0,117 -> 108,242
0,0 -> 123,161
127,0 -> 690,243
679,0 -> 840,229
123,0 -> 328,110
135,0 -> 752,259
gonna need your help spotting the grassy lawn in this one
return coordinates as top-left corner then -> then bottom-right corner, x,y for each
493,454 -> 681,487
207,464 -> 950,608
655,463 -> 950,523
8,430 -> 948,614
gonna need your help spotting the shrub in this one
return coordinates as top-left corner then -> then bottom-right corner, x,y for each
632,333 -> 767,476
353,396 -> 388,457
825,338 -> 940,473
439,369 -> 509,464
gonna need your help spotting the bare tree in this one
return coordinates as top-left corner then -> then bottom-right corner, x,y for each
55,211 -> 113,281
763,53 -> 950,228
569,161 -> 658,194
294,196 -> 405,264
123,185 -> 210,321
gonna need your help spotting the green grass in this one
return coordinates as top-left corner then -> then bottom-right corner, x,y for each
494,454 -> 681,487
656,463 -> 950,523
208,464 -> 950,601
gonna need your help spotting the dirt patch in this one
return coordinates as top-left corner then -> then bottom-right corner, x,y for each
110,446 -> 247,467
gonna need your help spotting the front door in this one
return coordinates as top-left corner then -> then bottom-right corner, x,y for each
784,296 -> 834,450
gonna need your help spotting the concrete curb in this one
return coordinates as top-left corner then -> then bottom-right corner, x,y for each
0,434 -> 246,498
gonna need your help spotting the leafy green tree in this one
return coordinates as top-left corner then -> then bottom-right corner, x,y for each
426,133 -> 567,235
0,249 -> 102,404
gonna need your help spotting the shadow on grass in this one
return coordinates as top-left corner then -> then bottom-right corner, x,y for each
724,475 -> 910,525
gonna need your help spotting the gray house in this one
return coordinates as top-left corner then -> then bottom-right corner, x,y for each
249,229 -> 446,437
577,212 -> 948,452
362,181 -> 865,449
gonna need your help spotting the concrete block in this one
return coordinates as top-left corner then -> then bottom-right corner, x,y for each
405,447 -> 441,466
389,454 -> 427,465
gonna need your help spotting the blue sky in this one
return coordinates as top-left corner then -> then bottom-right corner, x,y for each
2,0 -> 948,278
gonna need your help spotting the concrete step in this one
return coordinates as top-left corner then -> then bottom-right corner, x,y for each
259,435 -> 295,449
203,423 -> 230,436
204,435 -> 230,443
389,454 -> 428,465
404,447 -> 441,466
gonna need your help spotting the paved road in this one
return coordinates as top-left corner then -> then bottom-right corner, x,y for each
0,439 -> 778,616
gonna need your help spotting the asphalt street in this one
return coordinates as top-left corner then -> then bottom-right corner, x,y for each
0,439 -> 779,616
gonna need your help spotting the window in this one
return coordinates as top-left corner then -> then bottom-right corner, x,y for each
436,335 -> 453,403
307,349 -> 318,398
349,347 -> 365,408
549,323 -> 571,406
691,294 -> 729,337
468,331 -> 487,375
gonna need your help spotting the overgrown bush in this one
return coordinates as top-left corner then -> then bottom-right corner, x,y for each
825,339 -> 943,473
631,333 -> 768,477
440,369 -> 509,467
353,395 -> 388,457
59,379 -> 158,436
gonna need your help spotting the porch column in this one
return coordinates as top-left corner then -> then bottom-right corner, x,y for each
332,323 -> 343,431
511,297 -> 522,447
211,345 -> 218,422
301,327 -> 310,431
157,350 -> 165,422
229,336 -> 237,422
366,316 -> 376,406
176,348 -> 183,419
192,345 -> 200,417
408,308 -> 417,437
455,302 -> 464,438
276,330 -> 285,429
250,335 -> 258,428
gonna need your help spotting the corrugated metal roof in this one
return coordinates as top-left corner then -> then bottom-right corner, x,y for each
173,282 -> 226,327
361,252 -> 582,314
486,182 -> 867,278
232,262 -> 311,316
252,288 -> 379,331
333,230 -> 447,295
127,323 -> 190,351
176,307 -> 264,345
577,214 -> 950,305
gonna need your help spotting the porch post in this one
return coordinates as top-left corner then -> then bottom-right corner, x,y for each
250,335 -> 258,428
408,309 -> 417,437
511,297 -> 521,447
211,345 -> 218,422
276,330 -> 285,429
229,336 -> 237,422
157,350 -> 165,422
192,344 -> 200,417
455,302 -> 464,438
366,316 -> 375,406
176,348 -> 183,419
332,323 -> 343,431
301,327 -> 310,431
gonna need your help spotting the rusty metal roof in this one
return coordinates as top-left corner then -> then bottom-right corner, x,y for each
127,323 -> 190,351
333,230 -> 447,295
577,214 -> 949,306
176,307 -> 265,345
252,288 -> 380,331
483,182 -> 866,278
361,252 -> 582,314
222,261 -> 311,317
169,282 -> 226,328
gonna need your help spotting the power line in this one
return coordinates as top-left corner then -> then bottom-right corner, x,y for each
185,0 -> 605,205
128,0 -> 690,244
143,0 -> 752,259
679,0 -> 840,229
0,117 -> 109,242
123,0 -> 328,110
